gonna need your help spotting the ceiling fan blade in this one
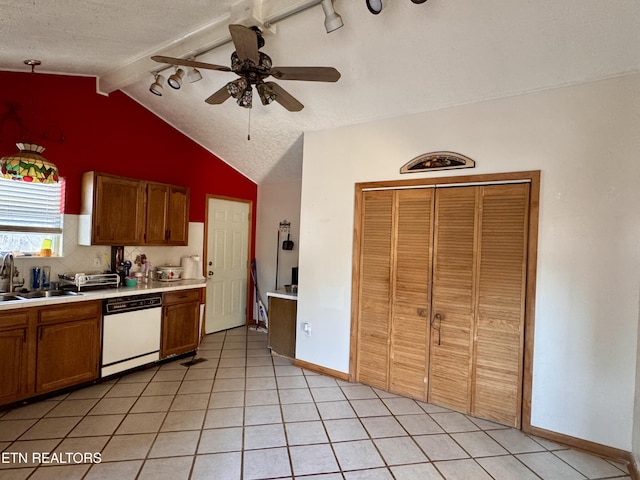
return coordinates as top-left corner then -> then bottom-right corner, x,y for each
270,66 -> 341,82
151,55 -> 231,72
265,82 -> 304,112
205,85 -> 232,104
229,24 -> 260,64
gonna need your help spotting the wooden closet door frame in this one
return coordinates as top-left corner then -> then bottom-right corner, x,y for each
350,170 -> 540,431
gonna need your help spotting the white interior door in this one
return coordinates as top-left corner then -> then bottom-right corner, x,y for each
205,197 -> 250,333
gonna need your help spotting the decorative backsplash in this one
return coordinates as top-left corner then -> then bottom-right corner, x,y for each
11,214 -> 204,288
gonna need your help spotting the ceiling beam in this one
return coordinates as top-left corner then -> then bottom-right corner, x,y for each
97,0 -> 323,95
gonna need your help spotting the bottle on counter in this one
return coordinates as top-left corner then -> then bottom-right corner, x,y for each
144,261 -> 152,284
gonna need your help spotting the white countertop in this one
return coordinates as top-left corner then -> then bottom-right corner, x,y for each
0,279 -> 207,311
266,288 -> 298,301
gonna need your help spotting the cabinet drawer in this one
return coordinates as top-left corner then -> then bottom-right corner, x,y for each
163,289 -> 201,305
39,300 -> 101,324
0,310 -> 31,329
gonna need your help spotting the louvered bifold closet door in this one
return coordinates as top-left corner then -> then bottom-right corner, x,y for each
357,191 -> 393,390
472,183 -> 529,427
428,187 -> 478,413
389,189 -> 433,399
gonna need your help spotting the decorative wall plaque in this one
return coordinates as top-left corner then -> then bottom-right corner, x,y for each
400,151 -> 475,174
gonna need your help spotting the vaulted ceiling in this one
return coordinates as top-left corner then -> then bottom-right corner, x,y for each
1,0 -> 638,184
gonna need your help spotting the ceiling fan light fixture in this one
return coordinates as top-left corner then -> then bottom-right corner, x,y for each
149,74 -> 165,96
187,66 -> 202,83
366,0 -> 383,14
257,83 -> 276,105
167,68 -> 185,89
226,78 -> 248,99
237,86 -> 253,108
320,0 -> 344,33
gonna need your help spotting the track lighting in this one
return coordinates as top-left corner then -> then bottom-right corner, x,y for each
149,73 -> 165,96
366,0 -> 427,14
168,68 -> 185,89
320,0 -> 343,33
366,0 -> 382,14
187,66 -> 202,83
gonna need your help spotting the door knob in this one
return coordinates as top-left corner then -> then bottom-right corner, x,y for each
208,271 -> 214,276
208,261 -> 213,266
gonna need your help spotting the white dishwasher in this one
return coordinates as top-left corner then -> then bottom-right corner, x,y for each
102,293 -> 162,377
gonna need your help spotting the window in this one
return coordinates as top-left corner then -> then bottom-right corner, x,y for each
0,177 -> 64,255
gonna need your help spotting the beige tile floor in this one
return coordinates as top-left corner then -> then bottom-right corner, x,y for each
0,327 -> 632,480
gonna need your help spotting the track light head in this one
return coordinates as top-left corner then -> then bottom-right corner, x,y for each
149,74 -> 165,96
321,0 -> 344,33
167,68 -> 185,89
187,66 -> 202,83
366,0 -> 383,14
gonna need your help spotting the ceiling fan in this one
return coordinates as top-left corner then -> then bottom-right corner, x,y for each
151,24 -> 341,112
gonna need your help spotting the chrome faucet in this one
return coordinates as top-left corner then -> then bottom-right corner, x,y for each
1,253 -> 14,292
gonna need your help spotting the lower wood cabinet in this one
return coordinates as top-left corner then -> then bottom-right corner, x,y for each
0,310 -> 35,405
0,300 -> 101,407
36,301 -> 102,394
268,296 -> 297,358
161,289 -> 201,358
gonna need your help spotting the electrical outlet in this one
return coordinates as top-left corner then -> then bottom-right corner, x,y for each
303,322 -> 312,337
93,257 -> 101,268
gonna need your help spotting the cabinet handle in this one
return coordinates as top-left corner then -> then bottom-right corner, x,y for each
431,313 -> 442,346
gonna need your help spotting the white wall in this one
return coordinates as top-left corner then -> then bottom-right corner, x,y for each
635,290 -> 640,466
255,181 -> 301,306
298,74 -> 640,451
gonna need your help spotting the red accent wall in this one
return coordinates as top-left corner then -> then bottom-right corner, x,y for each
0,70 -> 257,251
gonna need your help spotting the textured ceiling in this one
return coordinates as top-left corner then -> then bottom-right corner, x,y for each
1,0 -> 639,184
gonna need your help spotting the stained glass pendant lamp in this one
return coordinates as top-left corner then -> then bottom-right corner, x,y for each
0,60 -> 59,184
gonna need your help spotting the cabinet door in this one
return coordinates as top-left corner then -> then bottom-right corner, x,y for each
268,297 -> 297,358
0,311 -> 34,406
36,317 -> 100,393
145,182 -> 169,244
145,183 -> 189,246
0,327 -> 30,404
167,186 -> 189,245
93,174 -> 146,245
161,300 -> 200,358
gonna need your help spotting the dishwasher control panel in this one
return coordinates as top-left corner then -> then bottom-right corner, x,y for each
103,293 -> 162,315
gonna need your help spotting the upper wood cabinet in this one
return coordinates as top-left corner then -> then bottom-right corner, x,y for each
79,172 -> 189,246
145,182 -> 189,245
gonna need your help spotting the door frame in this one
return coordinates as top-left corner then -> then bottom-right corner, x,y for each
204,194 -> 254,329
350,170 -> 540,431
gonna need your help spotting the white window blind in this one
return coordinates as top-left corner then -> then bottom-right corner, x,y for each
0,178 -> 63,234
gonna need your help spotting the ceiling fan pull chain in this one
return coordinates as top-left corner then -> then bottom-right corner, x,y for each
247,107 -> 251,141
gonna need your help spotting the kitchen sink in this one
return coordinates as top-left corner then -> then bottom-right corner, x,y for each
17,290 -> 82,299
0,293 -> 21,302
